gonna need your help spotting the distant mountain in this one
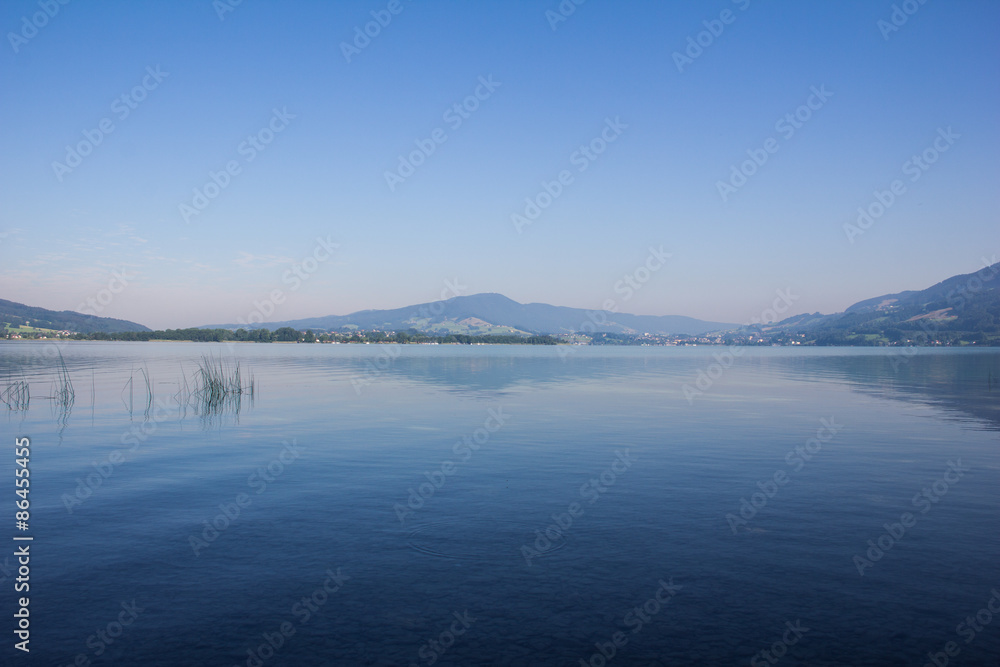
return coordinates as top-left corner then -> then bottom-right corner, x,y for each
201,293 -> 736,336
843,262 -> 1000,315
769,261 -> 1000,344
0,298 -> 151,334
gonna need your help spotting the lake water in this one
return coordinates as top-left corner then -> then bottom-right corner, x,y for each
2,342 -> 998,666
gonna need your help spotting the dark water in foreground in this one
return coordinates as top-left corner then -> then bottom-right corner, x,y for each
1,342 -> 998,666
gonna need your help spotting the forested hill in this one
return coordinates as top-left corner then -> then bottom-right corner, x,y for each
0,298 -> 151,334
772,261 -> 1000,345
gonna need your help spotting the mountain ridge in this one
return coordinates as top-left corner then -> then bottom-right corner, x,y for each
200,292 -> 738,336
767,261 -> 1000,344
5,261 -> 997,342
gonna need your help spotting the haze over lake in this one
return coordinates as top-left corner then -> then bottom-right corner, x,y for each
3,342 -> 998,665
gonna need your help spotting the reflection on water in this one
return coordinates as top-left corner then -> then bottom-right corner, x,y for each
1,347 -> 256,430
758,348 -> 1000,430
4,343 -> 997,429
1,342 -> 998,666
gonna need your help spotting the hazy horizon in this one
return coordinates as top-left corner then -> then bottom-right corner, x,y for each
2,1 -> 997,329
6,257 -> 998,332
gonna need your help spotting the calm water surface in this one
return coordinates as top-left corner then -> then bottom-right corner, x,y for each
1,342 -> 998,666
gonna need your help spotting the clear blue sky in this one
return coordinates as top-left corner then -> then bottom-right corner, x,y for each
1,0 -> 997,329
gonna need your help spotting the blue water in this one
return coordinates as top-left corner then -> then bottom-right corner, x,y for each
1,342 -> 998,666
